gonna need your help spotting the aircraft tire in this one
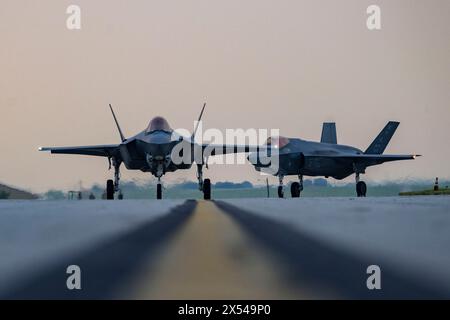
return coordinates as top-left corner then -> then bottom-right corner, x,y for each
356,181 -> 367,197
118,192 -> 124,200
157,183 -> 162,200
203,178 -> 211,200
106,179 -> 114,200
291,182 -> 301,198
277,186 -> 284,198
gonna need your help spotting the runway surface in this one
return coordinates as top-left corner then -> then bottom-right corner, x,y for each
0,196 -> 449,299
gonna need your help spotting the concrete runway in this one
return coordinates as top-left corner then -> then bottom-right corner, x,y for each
0,197 -> 449,299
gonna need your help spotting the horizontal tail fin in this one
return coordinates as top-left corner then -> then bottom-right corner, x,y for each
320,122 -> 337,144
365,121 -> 399,154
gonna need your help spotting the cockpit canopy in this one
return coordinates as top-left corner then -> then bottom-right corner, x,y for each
145,117 -> 172,134
265,136 -> 290,149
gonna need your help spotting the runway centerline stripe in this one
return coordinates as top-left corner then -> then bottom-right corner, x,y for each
2,200 -> 195,299
215,201 -> 448,299
125,200 -> 303,299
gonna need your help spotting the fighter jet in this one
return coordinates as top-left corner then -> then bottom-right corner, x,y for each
39,104 -> 260,200
248,121 -> 419,197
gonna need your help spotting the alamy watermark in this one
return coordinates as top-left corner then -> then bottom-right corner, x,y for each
367,5 -> 381,30
66,5 -> 81,30
66,5 -> 381,31
170,122 -> 281,175
66,265 -> 81,290
366,265 -> 382,290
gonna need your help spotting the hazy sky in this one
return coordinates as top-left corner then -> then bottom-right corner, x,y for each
0,0 -> 449,192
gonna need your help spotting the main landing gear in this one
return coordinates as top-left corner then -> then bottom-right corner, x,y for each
106,179 -> 114,200
278,174 -> 304,198
277,175 -> 284,198
291,175 -> 304,198
197,164 -> 211,200
355,173 -> 367,197
106,158 -> 123,200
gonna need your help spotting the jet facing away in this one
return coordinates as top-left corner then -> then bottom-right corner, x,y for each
39,104 -> 261,200
248,121 -> 420,198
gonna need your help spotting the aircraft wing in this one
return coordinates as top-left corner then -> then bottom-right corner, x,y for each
307,153 -> 419,165
352,154 -> 419,165
39,144 -> 121,157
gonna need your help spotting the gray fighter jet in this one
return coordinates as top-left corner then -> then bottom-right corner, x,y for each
248,121 -> 419,197
39,104 -> 259,200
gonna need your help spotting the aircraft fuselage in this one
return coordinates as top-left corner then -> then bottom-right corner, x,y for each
118,130 -> 192,176
253,138 -> 364,180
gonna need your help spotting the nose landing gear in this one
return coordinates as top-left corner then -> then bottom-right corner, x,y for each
197,164 -> 212,200
203,178 -> 211,200
157,178 -> 162,200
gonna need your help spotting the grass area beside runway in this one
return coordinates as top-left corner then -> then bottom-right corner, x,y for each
399,188 -> 450,196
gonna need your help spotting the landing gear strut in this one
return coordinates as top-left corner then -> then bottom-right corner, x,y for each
197,164 -> 211,200
197,164 -> 204,191
291,175 -> 304,198
277,175 -> 284,198
355,173 -> 367,197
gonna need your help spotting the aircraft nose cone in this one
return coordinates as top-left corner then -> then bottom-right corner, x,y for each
248,151 -> 272,168
247,152 -> 257,164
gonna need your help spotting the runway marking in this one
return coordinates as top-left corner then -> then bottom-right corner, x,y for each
125,200 -> 304,299
3,199 -> 447,299
215,201 -> 447,299
2,200 -> 195,299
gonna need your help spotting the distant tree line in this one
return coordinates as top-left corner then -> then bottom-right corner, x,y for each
0,190 -> 10,199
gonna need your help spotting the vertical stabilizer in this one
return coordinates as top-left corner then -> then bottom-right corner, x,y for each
365,121 -> 399,154
109,104 -> 126,142
320,122 -> 337,144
